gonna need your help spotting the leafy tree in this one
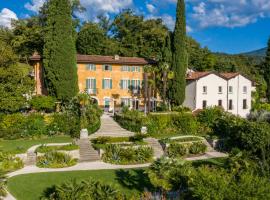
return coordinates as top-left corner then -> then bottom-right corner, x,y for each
43,0 -> 78,101
264,37 -> 270,101
11,17 -> 44,62
0,40 -> 34,113
169,0 -> 188,106
76,23 -> 118,55
29,95 -> 55,112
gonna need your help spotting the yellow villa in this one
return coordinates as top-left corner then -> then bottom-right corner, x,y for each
30,54 -> 157,111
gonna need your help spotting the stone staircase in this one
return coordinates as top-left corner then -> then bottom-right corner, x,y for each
78,139 -> 100,162
25,151 -> 36,166
144,138 -> 164,159
90,114 -> 134,138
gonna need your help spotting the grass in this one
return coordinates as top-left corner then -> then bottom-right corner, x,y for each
0,136 -> 73,154
7,168 -> 152,200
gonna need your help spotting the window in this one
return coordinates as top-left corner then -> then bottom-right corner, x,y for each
203,100 -> 207,109
121,98 -> 131,107
86,78 -> 96,89
131,80 -> 141,90
218,100 -> 223,107
243,99 -> 248,109
86,78 -> 96,94
229,100 -> 233,110
131,66 -> 140,72
120,79 -> 130,90
218,86 -> 223,94
103,65 -> 112,71
229,86 -> 233,93
121,66 -> 130,71
102,78 -> 112,89
86,64 -> 96,71
243,86 -> 247,94
203,86 -> 207,94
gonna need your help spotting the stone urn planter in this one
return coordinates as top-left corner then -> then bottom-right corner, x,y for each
80,129 -> 89,139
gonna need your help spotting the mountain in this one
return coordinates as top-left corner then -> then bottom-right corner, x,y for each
242,47 -> 267,57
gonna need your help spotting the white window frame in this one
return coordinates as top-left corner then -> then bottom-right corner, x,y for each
121,97 -> 131,107
121,66 -> 130,71
86,64 -> 96,71
229,86 -> 233,94
86,77 -> 95,89
203,86 -> 207,94
103,78 -> 112,89
243,86 -> 247,94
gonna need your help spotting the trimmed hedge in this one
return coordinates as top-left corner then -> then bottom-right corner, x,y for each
167,142 -> 207,158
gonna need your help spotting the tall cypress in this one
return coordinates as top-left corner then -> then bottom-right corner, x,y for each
43,0 -> 78,101
264,37 -> 270,101
170,0 -> 188,105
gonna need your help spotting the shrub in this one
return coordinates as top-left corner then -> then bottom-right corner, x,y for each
29,95 -> 55,112
102,144 -> 153,165
0,170 -> 7,198
130,133 -> 148,143
147,114 -> 175,135
0,152 -> 24,172
189,142 -> 207,155
197,107 -> 225,128
37,151 -> 77,168
167,143 -> 188,158
36,144 -> 78,153
41,178 -> 125,200
172,106 -> 191,112
23,113 -> 47,137
172,113 -> 201,135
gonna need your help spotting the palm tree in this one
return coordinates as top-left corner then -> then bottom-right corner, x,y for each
143,65 -> 156,114
0,171 -> 7,199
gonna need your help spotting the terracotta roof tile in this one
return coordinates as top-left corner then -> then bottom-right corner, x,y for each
30,54 -> 156,65
220,72 -> 240,79
186,72 -> 212,80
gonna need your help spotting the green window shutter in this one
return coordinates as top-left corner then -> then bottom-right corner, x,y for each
110,79 -> 113,89
128,80 -> 131,90
132,66 -> 135,72
94,79 -> 96,89
110,65 -> 112,71
102,79 -> 105,89
138,80 -> 141,89
120,80 -> 123,89
102,65 -> 105,71
94,65 -> 96,71
132,80 -> 135,87
138,66 -> 140,72
121,66 -> 123,71
128,66 -> 131,72
86,79 -> 89,89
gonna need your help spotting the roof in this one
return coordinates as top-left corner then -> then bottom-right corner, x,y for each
186,72 -> 214,80
29,54 -> 156,65
220,72 -> 240,79
186,71 -> 254,83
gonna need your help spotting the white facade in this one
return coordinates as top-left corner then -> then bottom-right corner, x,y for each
183,72 -> 253,118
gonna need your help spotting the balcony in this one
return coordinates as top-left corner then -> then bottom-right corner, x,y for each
86,88 -> 98,95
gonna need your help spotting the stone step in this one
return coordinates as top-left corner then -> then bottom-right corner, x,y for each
78,139 -> 100,162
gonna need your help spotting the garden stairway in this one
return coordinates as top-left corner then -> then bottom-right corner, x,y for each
78,139 -> 100,162
25,151 -> 37,166
144,138 -> 164,159
90,113 -> 134,138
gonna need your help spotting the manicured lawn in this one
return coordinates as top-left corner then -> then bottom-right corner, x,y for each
0,136 -> 73,154
8,168 -> 152,200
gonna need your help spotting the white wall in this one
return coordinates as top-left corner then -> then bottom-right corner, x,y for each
183,81 -> 196,110
238,75 -> 252,117
196,74 -> 227,109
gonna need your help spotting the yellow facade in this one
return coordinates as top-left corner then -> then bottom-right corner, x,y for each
77,63 -> 145,110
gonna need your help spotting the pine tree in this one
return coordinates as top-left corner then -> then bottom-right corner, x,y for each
170,0 -> 188,106
265,38 -> 270,101
43,0 -> 78,101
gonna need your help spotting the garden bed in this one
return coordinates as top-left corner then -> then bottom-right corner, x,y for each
35,144 -> 78,153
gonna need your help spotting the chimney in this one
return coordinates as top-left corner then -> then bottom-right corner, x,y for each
114,55 -> 120,60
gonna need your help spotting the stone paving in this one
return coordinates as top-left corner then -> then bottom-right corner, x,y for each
89,113 -> 134,138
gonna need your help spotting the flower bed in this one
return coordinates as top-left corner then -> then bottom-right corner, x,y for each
35,144 -> 79,153
36,151 -> 77,168
0,152 -> 24,173
102,144 -> 153,165
167,142 -> 207,158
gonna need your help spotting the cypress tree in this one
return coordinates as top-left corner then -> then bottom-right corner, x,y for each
170,0 -> 188,105
264,37 -> 270,101
43,0 -> 78,101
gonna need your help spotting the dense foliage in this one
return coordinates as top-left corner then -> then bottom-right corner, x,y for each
41,178 -> 125,200
35,144 -> 78,153
29,95 -> 55,112
102,144 -> 153,165
167,142 -> 207,158
0,171 -> 7,199
37,151 -> 77,168
263,38 -> 270,101
0,153 -> 23,173
43,0 -> 78,101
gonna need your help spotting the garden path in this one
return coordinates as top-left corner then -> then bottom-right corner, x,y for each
89,113 -> 134,138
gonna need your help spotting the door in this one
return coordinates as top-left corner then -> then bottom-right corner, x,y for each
104,98 -> 110,112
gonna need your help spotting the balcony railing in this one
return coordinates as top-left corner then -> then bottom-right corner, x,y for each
86,88 -> 98,95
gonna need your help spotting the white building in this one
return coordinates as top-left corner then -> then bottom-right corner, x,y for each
183,72 -> 254,118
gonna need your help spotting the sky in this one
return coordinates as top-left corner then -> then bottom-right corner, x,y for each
0,0 -> 270,54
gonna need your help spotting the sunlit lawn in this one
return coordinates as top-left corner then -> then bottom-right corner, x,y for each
0,136 -> 72,154
8,168 -> 152,200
